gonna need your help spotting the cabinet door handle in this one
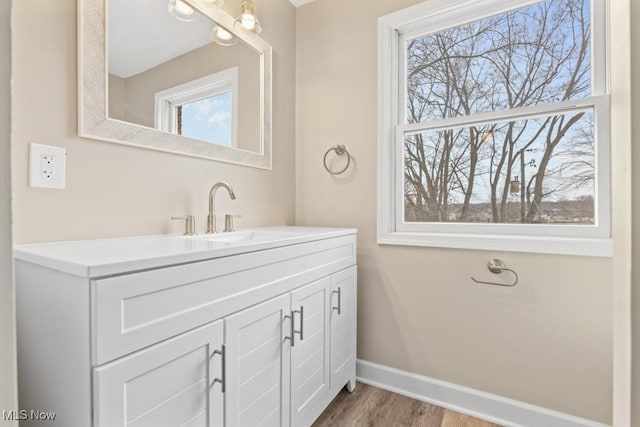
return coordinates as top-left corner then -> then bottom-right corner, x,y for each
211,345 -> 226,393
332,287 -> 342,315
284,314 -> 295,347
293,306 -> 304,342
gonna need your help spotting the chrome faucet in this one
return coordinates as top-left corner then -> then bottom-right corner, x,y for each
207,182 -> 236,234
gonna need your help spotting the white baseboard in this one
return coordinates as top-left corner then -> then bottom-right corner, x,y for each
356,359 -> 609,427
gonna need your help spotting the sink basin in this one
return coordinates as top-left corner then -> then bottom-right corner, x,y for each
189,230 -> 296,244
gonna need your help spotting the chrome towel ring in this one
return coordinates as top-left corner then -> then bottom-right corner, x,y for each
323,145 -> 351,175
471,259 -> 518,287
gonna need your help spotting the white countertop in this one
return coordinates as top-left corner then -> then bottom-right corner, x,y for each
13,226 -> 357,278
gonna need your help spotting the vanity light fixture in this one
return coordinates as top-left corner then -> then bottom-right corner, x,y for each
211,25 -> 238,46
169,0 -> 223,22
234,0 -> 262,34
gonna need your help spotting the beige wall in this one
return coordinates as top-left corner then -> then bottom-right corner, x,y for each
112,40 -> 260,153
0,0 -> 17,424
296,0 -> 614,423
631,1 -> 640,424
11,0 -> 296,244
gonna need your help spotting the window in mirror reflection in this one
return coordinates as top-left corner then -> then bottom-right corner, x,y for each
155,67 -> 238,147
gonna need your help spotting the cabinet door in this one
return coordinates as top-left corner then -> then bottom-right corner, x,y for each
290,278 -> 331,427
94,320 -> 224,427
224,294 -> 291,427
330,266 -> 357,393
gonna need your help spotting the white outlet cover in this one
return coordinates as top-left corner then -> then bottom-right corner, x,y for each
29,143 -> 66,189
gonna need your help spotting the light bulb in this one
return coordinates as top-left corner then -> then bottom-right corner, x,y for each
241,13 -> 256,31
211,25 -> 237,46
216,27 -> 233,41
174,0 -> 194,16
234,0 -> 261,34
168,0 -> 197,22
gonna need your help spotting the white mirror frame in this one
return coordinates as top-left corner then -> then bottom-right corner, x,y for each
78,0 -> 272,169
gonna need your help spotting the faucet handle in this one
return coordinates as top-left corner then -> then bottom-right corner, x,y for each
223,214 -> 241,233
171,215 -> 196,236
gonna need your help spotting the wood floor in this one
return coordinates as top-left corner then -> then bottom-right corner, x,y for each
313,383 -> 502,427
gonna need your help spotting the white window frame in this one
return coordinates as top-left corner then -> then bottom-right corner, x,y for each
378,0 -> 611,257
154,67 -> 239,148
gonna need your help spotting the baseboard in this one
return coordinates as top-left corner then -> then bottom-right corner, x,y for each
356,359 -> 609,427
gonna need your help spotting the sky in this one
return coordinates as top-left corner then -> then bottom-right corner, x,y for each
180,91 -> 233,147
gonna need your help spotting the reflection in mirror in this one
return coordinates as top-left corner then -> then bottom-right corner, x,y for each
107,0 -> 261,153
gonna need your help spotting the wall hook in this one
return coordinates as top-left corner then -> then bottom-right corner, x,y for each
471,259 -> 518,287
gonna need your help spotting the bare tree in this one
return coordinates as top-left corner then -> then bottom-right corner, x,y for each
404,0 -> 594,224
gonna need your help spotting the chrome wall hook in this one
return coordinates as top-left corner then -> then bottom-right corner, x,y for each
471,259 -> 518,287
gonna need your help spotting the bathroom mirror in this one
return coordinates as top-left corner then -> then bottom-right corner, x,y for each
79,0 -> 272,169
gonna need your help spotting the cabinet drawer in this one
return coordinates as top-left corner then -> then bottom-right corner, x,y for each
92,235 -> 356,364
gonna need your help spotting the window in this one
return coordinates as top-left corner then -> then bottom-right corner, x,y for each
155,67 -> 238,147
378,0 -> 610,256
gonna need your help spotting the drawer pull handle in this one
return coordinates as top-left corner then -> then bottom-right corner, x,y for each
211,345 -> 226,393
293,306 -> 304,342
332,288 -> 342,315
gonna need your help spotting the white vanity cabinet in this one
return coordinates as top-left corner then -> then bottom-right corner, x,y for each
14,227 -> 357,427
223,270 -> 357,427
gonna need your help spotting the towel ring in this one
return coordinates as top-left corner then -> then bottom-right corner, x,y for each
471,259 -> 518,287
323,145 -> 351,175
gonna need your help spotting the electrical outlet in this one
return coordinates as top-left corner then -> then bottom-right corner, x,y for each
29,143 -> 66,189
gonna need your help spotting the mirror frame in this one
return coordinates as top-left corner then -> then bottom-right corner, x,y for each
78,0 -> 272,169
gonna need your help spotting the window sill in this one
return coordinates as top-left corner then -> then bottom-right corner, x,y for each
377,231 -> 613,257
